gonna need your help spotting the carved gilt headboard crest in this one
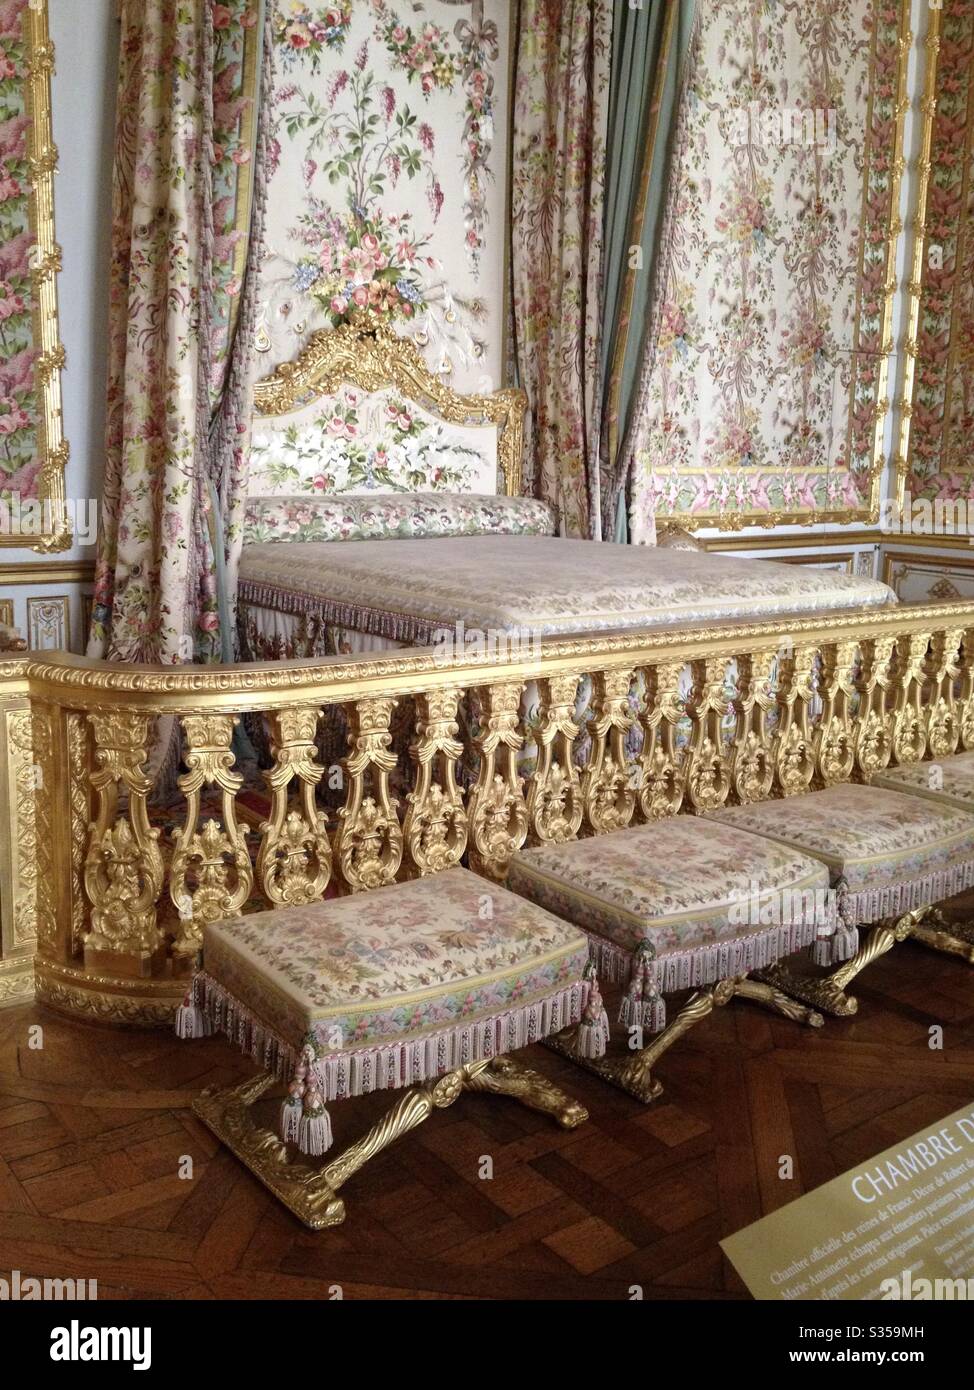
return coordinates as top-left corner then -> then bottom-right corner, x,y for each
251,318 -> 525,498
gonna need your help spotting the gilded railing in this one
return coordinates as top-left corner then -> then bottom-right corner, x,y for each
2,597 -> 974,1024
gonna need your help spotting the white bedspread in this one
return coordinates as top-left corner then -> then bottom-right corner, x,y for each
238,535 -> 895,645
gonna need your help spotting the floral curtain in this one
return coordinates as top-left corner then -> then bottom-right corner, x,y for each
510,0 -> 612,540
89,0 -> 272,665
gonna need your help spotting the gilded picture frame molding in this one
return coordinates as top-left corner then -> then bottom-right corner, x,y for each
0,0 -> 71,552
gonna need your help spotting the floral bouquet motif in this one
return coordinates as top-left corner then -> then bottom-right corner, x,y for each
274,1 -> 354,71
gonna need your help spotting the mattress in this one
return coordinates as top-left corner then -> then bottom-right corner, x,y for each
237,534 -> 896,645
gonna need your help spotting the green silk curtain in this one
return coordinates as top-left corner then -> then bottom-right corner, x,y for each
600,0 -> 696,541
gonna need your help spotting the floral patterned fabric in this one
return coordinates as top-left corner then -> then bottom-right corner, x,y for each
249,384 -> 499,496
629,0 -> 903,533
871,754 -> 974,814
258,1 -> 507,391
243,491 -> 555,544
510,0 -> 612,538
238,535 -> 895,645
507,819 -> 830,989
88,1 -> 271,663
708,784 -> 974,924
201,867 -> 589,1055
905,3 -> 974,504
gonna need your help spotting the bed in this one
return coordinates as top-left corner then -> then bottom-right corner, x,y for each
237,321 -> 895,780
239,320 -> 894,666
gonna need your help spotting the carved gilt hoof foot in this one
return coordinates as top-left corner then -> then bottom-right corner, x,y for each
754,964 -> 859,1018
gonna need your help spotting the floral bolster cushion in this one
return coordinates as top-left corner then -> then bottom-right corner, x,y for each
243,492 -> 557,545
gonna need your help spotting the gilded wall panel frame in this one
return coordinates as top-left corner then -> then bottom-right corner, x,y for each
0,0 -> 70,552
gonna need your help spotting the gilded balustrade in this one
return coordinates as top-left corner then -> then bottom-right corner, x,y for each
1,598 -> 974,1024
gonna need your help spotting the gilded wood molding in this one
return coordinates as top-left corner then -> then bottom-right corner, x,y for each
0,1 -> 71,552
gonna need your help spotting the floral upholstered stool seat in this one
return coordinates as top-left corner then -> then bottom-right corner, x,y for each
705,783 -> 974,1017
506,817 -> 833,1104
175,868 -> 600,1230
868,753 -> 974,963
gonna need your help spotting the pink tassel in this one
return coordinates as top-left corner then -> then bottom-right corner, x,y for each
576,965 -> 610,1059
282,1035 -> 334,1155
619,941 -> 666,1032
174,984 -> 213,1039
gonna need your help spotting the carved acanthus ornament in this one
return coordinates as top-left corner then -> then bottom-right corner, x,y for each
581,669 -> 636,833
334,697 -> 403,890
170,715 -> 253,957
257,708 -> 332,907
636,661 -> 685,819
404,689 -> 468,876
959,629 -> 974,751
814,641 -> 858,787
924,629 -> 961,759
890,633 -> 930,765
731,651 -> 776,803
855,636 -> 896,776
527,674 -> 583,844
774,644 -> 817,796
685,658 -> 732,812
84,713 -> 164,956
467,682 -> 527,879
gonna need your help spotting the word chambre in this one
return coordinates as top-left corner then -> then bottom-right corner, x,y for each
851,1112 -> 974,1203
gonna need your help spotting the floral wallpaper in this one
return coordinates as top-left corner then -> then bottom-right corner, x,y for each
629,0 -> 904,535
0,0 -> 38,503
256,0 -> 509,397
905,0 -> 974,503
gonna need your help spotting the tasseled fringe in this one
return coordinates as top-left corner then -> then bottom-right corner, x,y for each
179,973 -> 594,1141
579,903 -> 828,1035
237,581 -> 446,648
837,858 -> 974,928
575,962 -> 610,1059
174,977 -> 214,1039
810,922 -> 859,966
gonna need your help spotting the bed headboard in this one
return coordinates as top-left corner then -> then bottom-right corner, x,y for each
250,320 -> 525,500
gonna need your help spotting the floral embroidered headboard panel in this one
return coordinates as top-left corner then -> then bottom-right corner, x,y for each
250,321 -> 525,498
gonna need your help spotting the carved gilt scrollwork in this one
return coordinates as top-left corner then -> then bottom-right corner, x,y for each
84,713 -> 164,957
467,682 -> 527,879
581,669 -> 636,833
403,688 -> 468,877
527,674 -> 583,844
958,629 -> 974,751
731,650 -> 776,803
170,715 -> 253,957
890,633 -> 931,765
855,636 -> 896,775
924,628 -> 962,759
814,641 -> 858,787
334,697 -> 403,891
774,644 -> 817,796
258,708 -> 332,907
685,658 -> 732,812
636,661 -> 686,819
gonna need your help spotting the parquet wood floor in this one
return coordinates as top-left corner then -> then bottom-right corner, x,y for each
1,940 -> 971,1301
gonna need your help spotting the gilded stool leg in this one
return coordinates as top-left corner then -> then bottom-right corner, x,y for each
732,976 -> 825,1028
462,1053 -> 589,1128
757,908 -> 925,1017
193,1056 -> 588,1230
909,906 -> 974,965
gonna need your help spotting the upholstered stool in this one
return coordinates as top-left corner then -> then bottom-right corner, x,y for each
869,754 -> 974,962
706,783 -> 974,1015
176,868 -> 600,1229
507,817 -> 832,1103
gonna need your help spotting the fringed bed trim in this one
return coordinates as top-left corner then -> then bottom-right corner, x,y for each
238,581 -> 446,648
178,972 -> 597,1155
582,910 -> 824,1035
837,858 -> 974,931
